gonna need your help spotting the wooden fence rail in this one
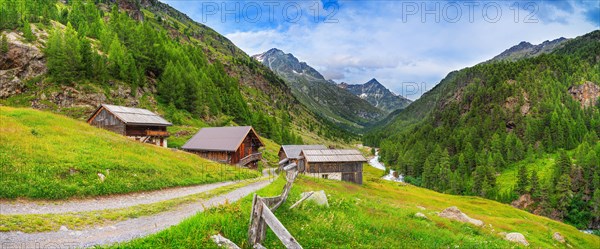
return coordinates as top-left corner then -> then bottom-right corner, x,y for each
247,162 -> 303,248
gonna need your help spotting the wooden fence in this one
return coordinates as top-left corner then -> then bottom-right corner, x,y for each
247,162 -> 303,249
212,159 -> 304,248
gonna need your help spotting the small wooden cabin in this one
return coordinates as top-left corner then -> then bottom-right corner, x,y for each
87,104 -> 172,147
182,126 -> 264,168
299,149 -> 366,185
278,145 -> 327,164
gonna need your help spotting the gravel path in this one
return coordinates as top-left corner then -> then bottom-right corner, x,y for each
1,169 -> 275,215
0,181 -> 238,215
0,179 -> 272,248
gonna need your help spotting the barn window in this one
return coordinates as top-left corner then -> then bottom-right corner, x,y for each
322,174 -> 328,179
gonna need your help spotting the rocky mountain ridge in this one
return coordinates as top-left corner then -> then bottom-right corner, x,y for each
252,48 -> 385,131
339,78 -> 412,113
488,37 -> 568,62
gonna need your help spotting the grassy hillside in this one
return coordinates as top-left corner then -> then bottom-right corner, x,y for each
111,166 -> 599,248
0,107 -> 260,199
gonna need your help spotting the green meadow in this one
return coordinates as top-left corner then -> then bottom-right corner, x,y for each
112,166 -> 599,248
0,107 -> 260,199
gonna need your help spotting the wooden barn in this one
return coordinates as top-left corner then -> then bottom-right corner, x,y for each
87,104 -> 172,147
181,126 -> 264,168
299,149 -> 366,185
278,145 -> 327,164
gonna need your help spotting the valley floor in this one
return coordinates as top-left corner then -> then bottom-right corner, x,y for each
108,166 -> 600,249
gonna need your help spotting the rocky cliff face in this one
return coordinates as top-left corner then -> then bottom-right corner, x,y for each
339,78 -> 412,113
569,81 -> 600,108
0,30 -> 155,118
0,31 -> 46,98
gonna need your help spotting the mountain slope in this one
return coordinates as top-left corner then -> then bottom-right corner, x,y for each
365,35 -> 565,139
366,30 -> 600,229
339,78 -> 412,113
252,48 -> 385,132
117,166 -> 600,248
366,32 -> 596,146
0,0 -> 354,146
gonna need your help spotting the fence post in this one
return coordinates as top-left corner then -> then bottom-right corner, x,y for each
248,194 -> 265,245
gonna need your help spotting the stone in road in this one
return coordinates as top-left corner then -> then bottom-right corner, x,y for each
0,180 -> 271,248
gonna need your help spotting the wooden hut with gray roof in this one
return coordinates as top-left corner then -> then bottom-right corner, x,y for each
278,145 -> 327,164
182,126 -> 264,168
87,104 -> 172,147
299,149 -> 367,184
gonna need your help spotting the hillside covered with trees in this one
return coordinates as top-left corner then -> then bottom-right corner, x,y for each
366,30 -> 600,229
0,0 -> 355,146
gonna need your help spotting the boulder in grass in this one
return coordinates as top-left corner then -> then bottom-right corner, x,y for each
97,173 -> 106,182
553,232 -> 565,243
304,190 -> 329,207
505,232 -> 529,246
415,212 -> 428,219
438,206 -> 484,226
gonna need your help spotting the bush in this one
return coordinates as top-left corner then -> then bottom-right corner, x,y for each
404,176 -> 421,186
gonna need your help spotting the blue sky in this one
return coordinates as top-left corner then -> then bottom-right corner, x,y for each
162,0 -> 599,100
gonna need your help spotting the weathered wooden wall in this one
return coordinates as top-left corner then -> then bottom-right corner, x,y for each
89,108 -> 126,135
232,133 -> 261,165
278,149 -> 287,161
188,150 -> 232,164
305,162 -> 363,184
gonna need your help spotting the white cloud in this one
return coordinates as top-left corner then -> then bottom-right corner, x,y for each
218,0 -> 598,99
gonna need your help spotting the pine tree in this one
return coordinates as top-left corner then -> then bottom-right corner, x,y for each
555,174 -> 573,219
464,142 -> 476,172
490,133 -> 503,156
457,153 -> 468,176
436,149 -> 451,192
472,165 -> 486,196
63,23 -> 82,82
450,171 -> 464,195
22,20 -> 36,42
514,138 -> 525,161
539,183 -> 551,216
530,170 -> 539,198
421,158 -> 433,189
108,35 -> 126,80
516,165 -> 529,195
553,150 -> 572,185
505,133 -> 516,162
570,165 -> 585,193
79,38 -> 93,78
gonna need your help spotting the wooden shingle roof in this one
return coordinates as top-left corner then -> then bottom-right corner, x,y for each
88,104 -> 172,126
281,145 -> 327,159
181,126 -> 263,152
302,149 -> 367,163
